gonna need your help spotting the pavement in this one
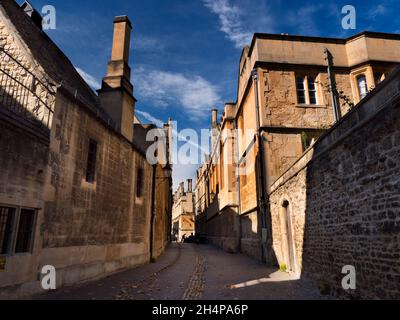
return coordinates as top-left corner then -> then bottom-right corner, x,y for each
34,243 -> 326,300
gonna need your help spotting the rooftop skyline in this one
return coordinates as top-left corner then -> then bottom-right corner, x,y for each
28,0 -> 400,186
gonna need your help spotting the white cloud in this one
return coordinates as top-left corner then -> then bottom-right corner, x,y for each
203,0 -> 253,49
133,35 -> 165,52
368,5 -> 387,19
172,163 -> 198,191
135,109 -> 165,128
286,4 -> 325,36
133,67 -> 221,120
75,67 -> 101,90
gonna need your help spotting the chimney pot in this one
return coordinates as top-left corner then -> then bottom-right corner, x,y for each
212,109 -> 218,128
187,179 -> 193,193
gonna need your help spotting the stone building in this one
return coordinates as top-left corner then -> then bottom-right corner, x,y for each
195,31 -> 400,298
0,0 -> 172,299
269,66 -> 400,299
172,180 -> 195,242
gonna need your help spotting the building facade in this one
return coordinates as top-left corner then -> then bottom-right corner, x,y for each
0,0 -> 172,299
195,31 -> 400,297
172,180 -> 195,242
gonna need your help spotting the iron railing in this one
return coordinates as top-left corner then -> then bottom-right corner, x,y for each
0,46 -> 55,129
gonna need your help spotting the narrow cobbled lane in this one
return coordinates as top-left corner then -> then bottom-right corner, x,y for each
36,244 -> 325,300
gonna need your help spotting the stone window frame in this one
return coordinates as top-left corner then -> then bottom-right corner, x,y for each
295,74 -> 319,106
356,74 -> 368,101
0,205 -> 37,257
350,66 -> 374,104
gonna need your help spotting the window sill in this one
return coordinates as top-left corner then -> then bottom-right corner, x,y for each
296,104 -> 327,109
81,179 -> 97,191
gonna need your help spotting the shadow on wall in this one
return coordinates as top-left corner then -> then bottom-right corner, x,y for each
0,87 -> 51,137
203,188 -> 279,266
299,77 -> 400,299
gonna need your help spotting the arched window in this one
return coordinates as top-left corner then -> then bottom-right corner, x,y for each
357,75 -> 368,100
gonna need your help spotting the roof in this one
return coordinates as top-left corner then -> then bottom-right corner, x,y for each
0,0 -> 101,113
248,31 -> 400,58
0,0 -> 162,156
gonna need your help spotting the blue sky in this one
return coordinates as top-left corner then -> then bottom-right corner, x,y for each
27,0 -> 400,186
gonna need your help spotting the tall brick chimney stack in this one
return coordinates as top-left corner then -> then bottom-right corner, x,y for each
98,16 -> 136,142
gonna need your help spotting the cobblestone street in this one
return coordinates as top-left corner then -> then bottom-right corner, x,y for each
35,244 -> 325,300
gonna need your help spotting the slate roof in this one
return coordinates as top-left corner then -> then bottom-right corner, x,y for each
0,0 -> 161,154
0,0 -> 100,111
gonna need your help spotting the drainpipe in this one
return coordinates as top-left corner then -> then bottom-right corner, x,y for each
251,68 -> 269,264
149,164 -> 156,263
325,48 -> 342,122
234,120 -> 242,252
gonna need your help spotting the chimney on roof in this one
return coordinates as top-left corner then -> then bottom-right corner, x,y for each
212,109 -> 218,128
98,16 -> 135,142
187,179 -> 193,193
21,1 -> 43,30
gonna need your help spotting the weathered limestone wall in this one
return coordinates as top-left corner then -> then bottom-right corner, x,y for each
152,165 -> 171,260
240,211 -> 262,261
206,207 -> 240,253
269,68 -> 400,299
44,91 -> 152,249
0,117 -> 48,296
0,89 -> 154,299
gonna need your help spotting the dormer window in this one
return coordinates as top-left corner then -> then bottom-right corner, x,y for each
296,75 -> 318,105
357,75 -> 368,100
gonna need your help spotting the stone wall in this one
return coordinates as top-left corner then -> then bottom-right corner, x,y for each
0,89 -> 154,299
152,165 -> 172,260
240,210 -> 263,261
43,91 -> 153,248
206,206 -> 240,253
269,67 -> 400,299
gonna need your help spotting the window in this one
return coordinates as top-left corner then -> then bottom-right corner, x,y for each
357,75 -> 368,100
0,207 -> 15,255
15,209 -> 35,253
86,139 -> 98,183
296,76 -> 306,104
136,168 -> 144,198
0,207 -> 36,255
308,77 -> 317,105
296,75 -> 318,105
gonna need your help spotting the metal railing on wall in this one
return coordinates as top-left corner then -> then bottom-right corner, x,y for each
0,46 -> 55,129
